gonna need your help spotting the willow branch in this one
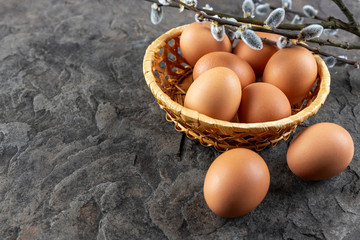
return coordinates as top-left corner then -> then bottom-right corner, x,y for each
146,0 -> 360,38
145,0 -> 315,29
144,0 -> 264,26
255,0 -> 360,36
331,0 -> 359,26
296,42 -> 359,66
225,22 -> 360,49
162,0 -> 360,50
150,0 -> 360,37
252,0 -> 327,22
145,0 -> 360,49
308,38 -> 360,49
261,38 -> 359,66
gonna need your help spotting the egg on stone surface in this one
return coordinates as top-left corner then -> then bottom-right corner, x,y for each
233,32 -> 281,77
262,46 -> 318,106
238,82 -> 291,123
184,67 -> 241,121
203,148 -> 270,218
180,22 -> 232,67
193,51 -> 256,89
287,122 -> 354,181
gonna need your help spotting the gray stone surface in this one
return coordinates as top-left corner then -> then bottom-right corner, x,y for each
0,0 -> 359,239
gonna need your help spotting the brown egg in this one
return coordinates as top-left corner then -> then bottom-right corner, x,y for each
180,22 -> 232,67
203,148 -> 270,218
184,67 -> 241,121
287,122 -> 354,181
238,82 -> 291,123
262,46 -> 318,105
233,32 -> 281,77
193,52 -> 256,89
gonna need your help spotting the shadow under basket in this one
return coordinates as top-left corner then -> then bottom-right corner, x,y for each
143,25 -> 331,151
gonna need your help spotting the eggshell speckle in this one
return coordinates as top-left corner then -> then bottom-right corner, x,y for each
238,82 -> 291,123
262,46 -> 318,105
203,148 -> 270,218
180,22 -> 232,67
184,67 -> 241,121
193,51 -> 256,89
287,122 -> 354,181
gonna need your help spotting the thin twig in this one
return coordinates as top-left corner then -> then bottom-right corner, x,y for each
296,42 -> 359,66
261,38 -> 359,66
331,0 -> 359,26
253,0 -> 327,22
254,0 -> 360,37
308,38 -> 360,50
145,0 -> 360,38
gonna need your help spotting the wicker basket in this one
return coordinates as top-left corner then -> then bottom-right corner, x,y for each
143,25 -> 331,151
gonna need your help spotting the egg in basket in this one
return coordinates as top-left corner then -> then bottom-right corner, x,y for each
143,23 -> 330,151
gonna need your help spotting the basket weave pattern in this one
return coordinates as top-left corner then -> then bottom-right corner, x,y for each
143,25 -> 331,151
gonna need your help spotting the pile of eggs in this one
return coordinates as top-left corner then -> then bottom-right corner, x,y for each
178,22 -> 354,218
181,22 -> 318,123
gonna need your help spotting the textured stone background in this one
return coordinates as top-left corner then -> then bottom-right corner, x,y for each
0,0 -> 359,239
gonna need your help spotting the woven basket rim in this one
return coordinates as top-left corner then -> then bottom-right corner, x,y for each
143,24 -> 331,133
